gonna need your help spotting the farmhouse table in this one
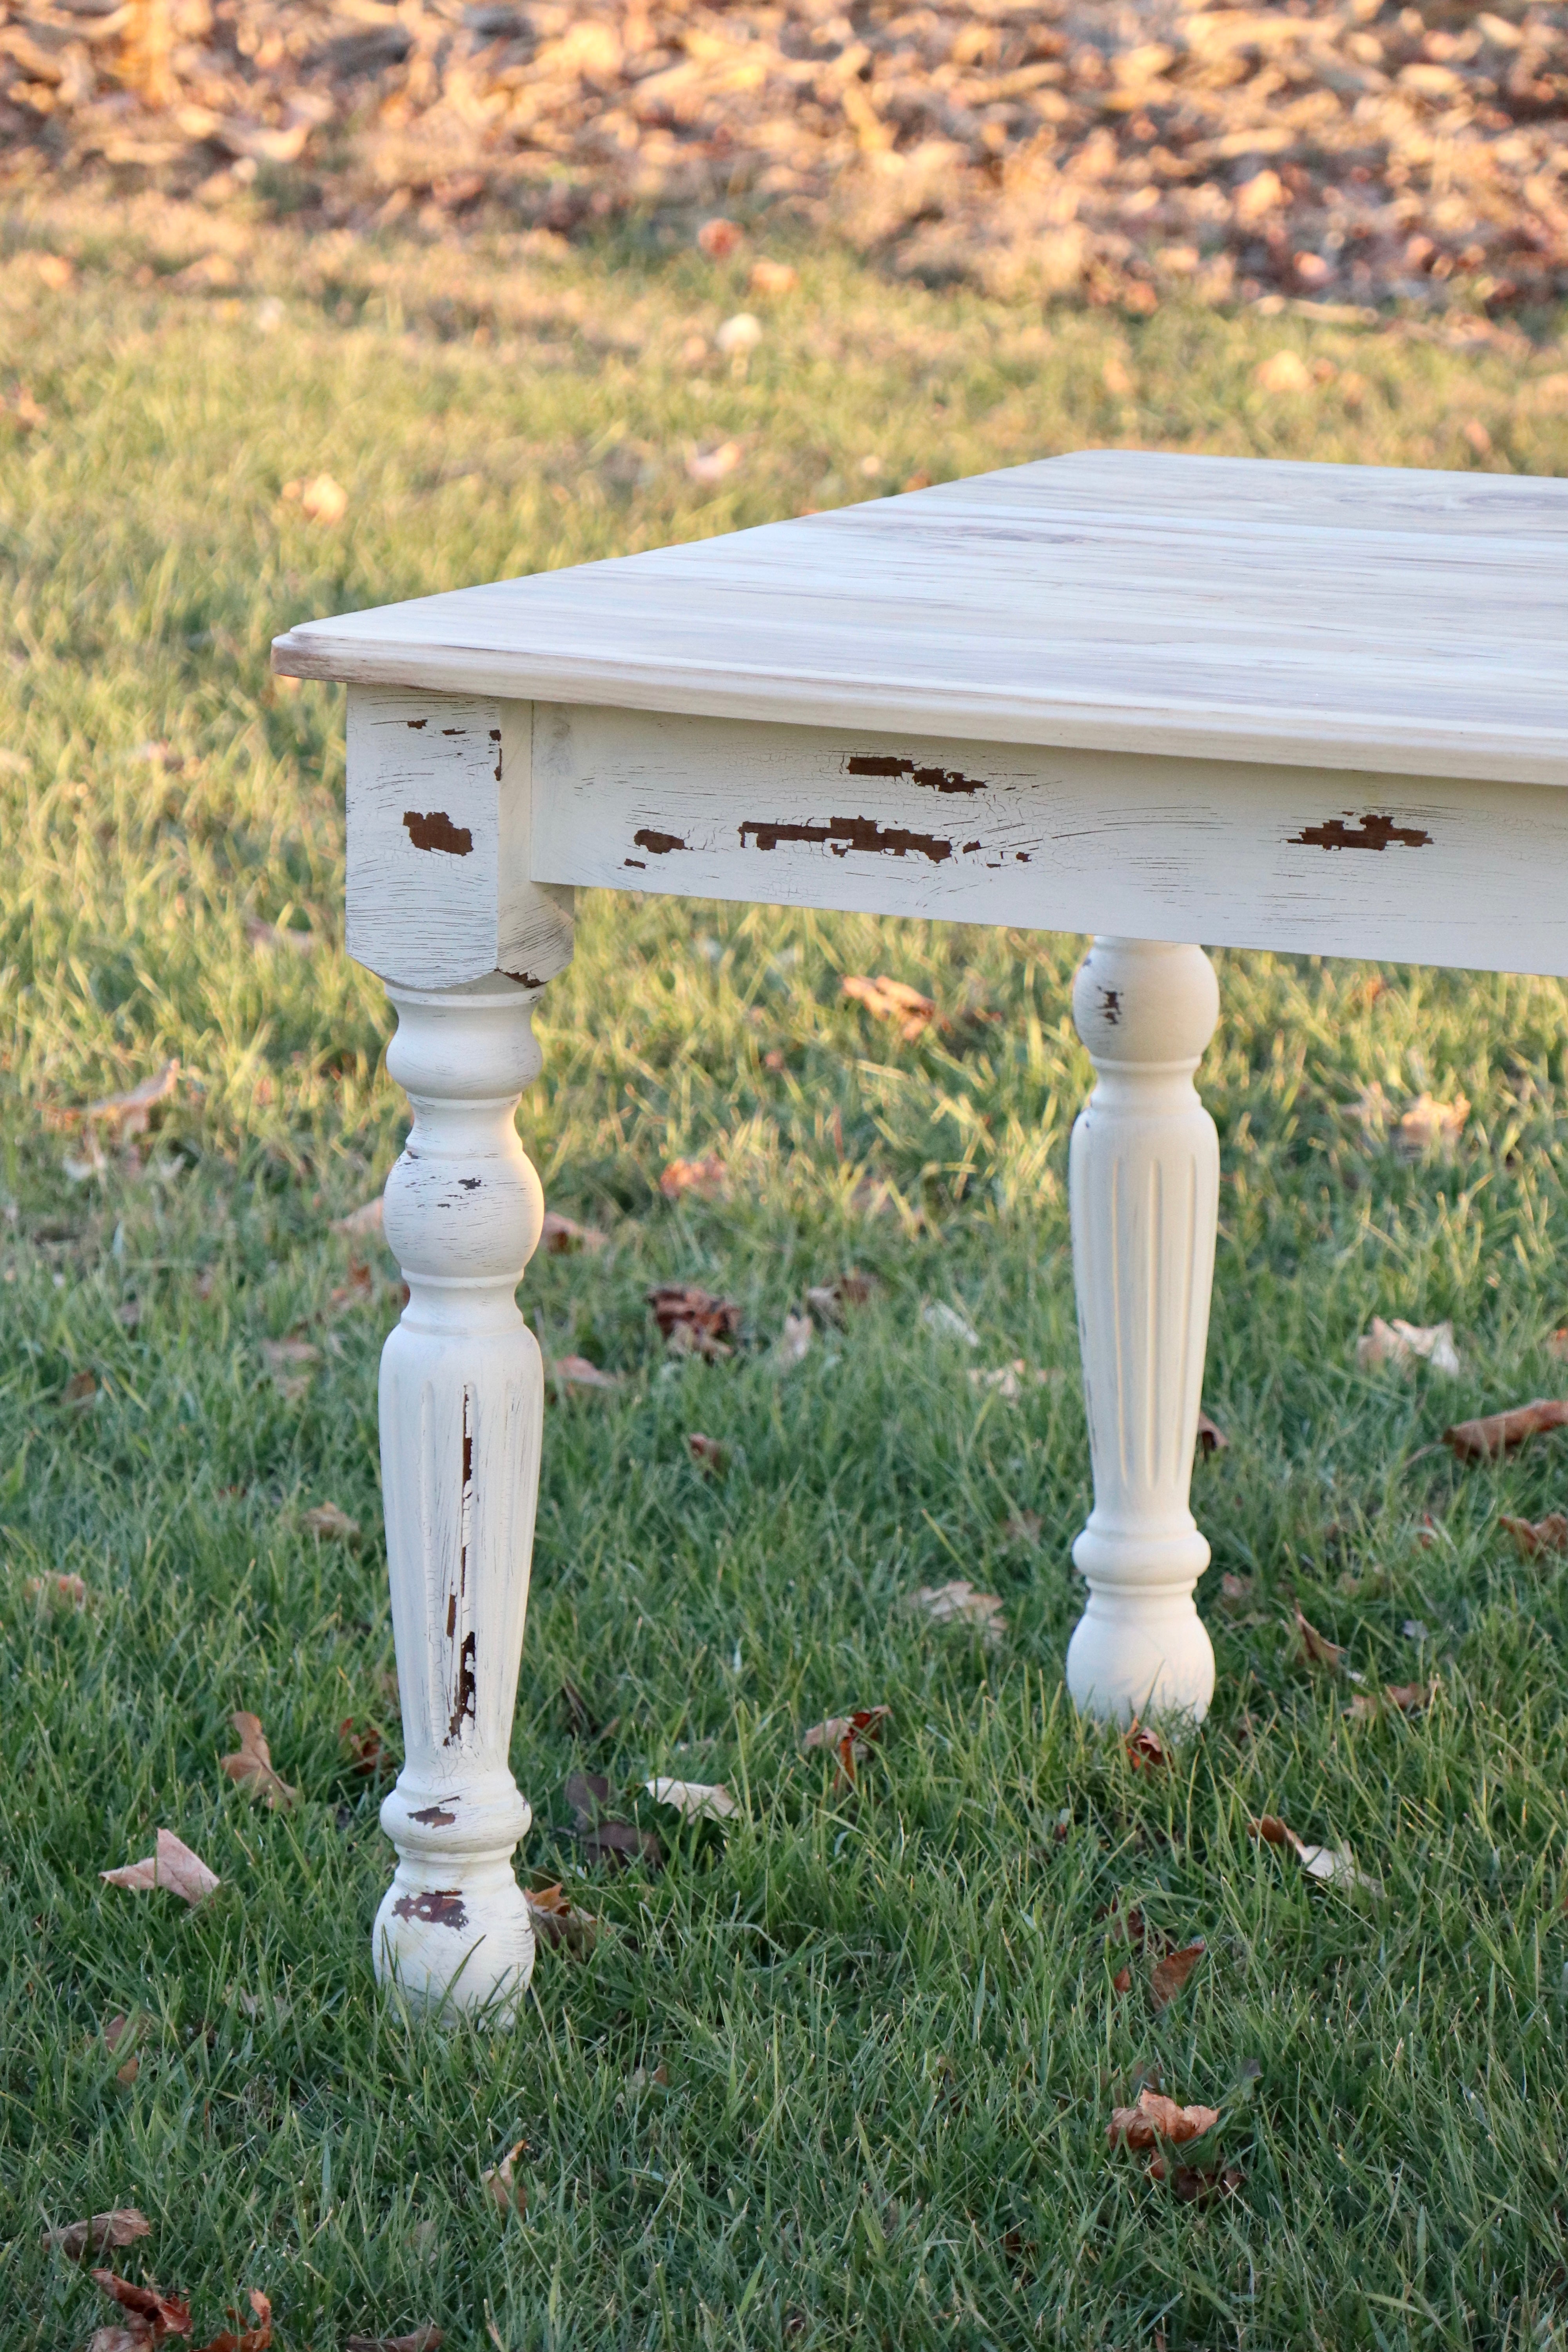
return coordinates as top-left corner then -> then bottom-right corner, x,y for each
273,449 -> 1568,2018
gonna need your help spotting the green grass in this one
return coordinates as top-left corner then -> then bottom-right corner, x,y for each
4,210 -> 1568,2349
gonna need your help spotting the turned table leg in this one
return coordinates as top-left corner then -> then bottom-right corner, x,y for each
372,973 -> 548,2019
1065,936 -> 1221,1726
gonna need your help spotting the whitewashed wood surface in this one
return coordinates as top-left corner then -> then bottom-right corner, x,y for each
276,452 -> 1568,788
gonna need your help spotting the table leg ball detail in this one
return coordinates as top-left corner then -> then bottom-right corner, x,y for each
1065,937 -> 1221,1728
373,973 -> 548,2020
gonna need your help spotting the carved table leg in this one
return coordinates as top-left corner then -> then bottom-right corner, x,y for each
372,973 -> 547,2019
1065,937 -> 1221,1726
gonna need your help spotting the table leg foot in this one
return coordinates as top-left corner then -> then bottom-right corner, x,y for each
1065,937 -> 1221,1727
372,973 -> 548,2021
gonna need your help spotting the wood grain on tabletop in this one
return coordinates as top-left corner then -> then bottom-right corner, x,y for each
273,452 -> 1568,788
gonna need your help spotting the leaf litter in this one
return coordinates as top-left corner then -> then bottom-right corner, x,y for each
803,1706 -> 890,1792
1249,1815 -> 1383,1896
102,1828 -> 220,1906
907,1580 -> 1005,1645
219,1712 -> 298,1811
646,1285 -> 741,1362
645,1777 -> 740,1823
1501,1512 -> 1568,1557
1444,1399 -> 1568,1460
1356,1316 -> 1462,1375
42,2209 -> 151,2260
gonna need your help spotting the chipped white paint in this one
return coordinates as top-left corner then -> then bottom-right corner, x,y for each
530,703 -> 1568,979
373,972 -> 550,2019
347,686 -> 573,994
1067,939 -> 1220,1726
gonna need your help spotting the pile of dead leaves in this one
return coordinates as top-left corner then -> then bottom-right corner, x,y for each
1106,2085 -> 1240,2202
5,2 -> 1566,322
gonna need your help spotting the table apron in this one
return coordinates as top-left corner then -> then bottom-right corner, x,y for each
344,685 -> 1568,984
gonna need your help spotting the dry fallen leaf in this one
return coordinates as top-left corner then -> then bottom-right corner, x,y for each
921,1300 -> 979,1347
1501,1511 -> 1568,1557
1148,1941 -> 1207,2013
541,1210 -> 609,1253
697,216 -> 743,258
189,2287 -> 272,2352
563,1771 -> 664,1871
297,471 -> 348,524
659,1154 -> 727,1201
346,2330 -> 444,2352
1444,1398 -> 1568,1461
1385,1679 -> 1436,1713
102,1828 -> 220,1906
1547,1330 -> 1568,1363
64,1369 -> 99,1407
1196,1410 -> 1228,1454
482,2140 -> 528,2219
339,1719 -> 390,1777
302,1501 -> 359,1540
686,1431 -> 728,1472
1003,1511 -> 1042,1546
803,1705 -> 889,1790
1396,1091 -> 1469,1156
27,1570 -> 89,1608
546,1355 -> 624,1393
1356,1316 -> 1461,1376
88,2268 -> 192,2344
685,438 -> 743,486
841,973 -> 941,1041
43,2209 -> 151,2260
771,1311 -> 813,1371
1124,1721 -> 1167,1770
327,1261 -> 374,1314
1254,349 -> 1312,394
1219,1573 -> 1254,1613
646,1777 -> 740,1822
332,1198 -> 384,1239
57,1060 -> 179,1140
1107,2085 -> 1220,2149
804,1270 -> 878,1326
907,1580 -> 1005,1645
646,1284 -> 740,1362
966,1359 -> 1054,1400
220,1712 -> 298,1811
1249,1815 -> 1382,1896
525,1882 -> 597,1958
104,2013 -> 140,2084
261,1336 -> 318,1401
1294,1603 -> 1349,1673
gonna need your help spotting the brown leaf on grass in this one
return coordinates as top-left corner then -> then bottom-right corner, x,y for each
805,1270 -> 879,1325
296,472 -> 348,524
546,1355 -> 624,1393
803,1705 -> 889,1789
685,439 -> 743,486
220,1712 -> 298,1811
327,1261 -> 374,1313
525,1882 -> 597,1958
1111,1964 -> 1132,1994
302,1501 -> 359,1540
104,2013 -> 140,2083
64,1369 -> 99,1406
697,216 -> 743,258
1195,1410 -> 1228,1454
646,1776 -> 739,1822
1444,1399 -> 1568,1461
1003,1511 -> 1042,1546
771,1311 -> 813,1371
27,1570 -> 89,1607
659,1154 -> 727,1201
482,2140 -> 528,2218
89,2269 -> 192,2341
1501,1511 -> 1568,1557
1107,2086 -> 1220,2151
346,2330 -> 443,2352
339,1719 -> 390,1777
563,1772 -> 664,1871
541,1210 -> 609,1253
966,1359 -> 1054,1400
55,1060 -> 179,1139
841,973 -> 942,1042
261,1336 -> 318,1401
1149,1941 -> 1206,2013
1385,1679 -> 1436,1713
686,1431 -> 728,1472
102,1828 -> 219,1906
190,2288 -> 272,2352
907,1580 -> 1005,1645
43,2208 -> 151,2259
1294,1603 -> 1348,1672
646,1285 -> 740,1361
1547,1330 -> 1568,1363
332,1198 -> 383,1239
1220,1573 -> 1254,1612
1396,1091 -> 1469,1157
1124,1721 -> 1167,1770
1248,1815 -> 1382,1895
1356,1316 -> 1461,1376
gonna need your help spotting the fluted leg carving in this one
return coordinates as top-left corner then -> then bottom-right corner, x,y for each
372,973 -> 547,2019
1065,937 -> 1221,1726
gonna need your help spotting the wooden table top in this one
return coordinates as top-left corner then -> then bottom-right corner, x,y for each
273,450 -> 1568,789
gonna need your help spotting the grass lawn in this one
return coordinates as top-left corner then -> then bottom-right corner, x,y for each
5,209 -> 1568,2349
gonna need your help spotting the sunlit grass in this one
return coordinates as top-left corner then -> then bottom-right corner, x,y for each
3,214 -> 1568,2348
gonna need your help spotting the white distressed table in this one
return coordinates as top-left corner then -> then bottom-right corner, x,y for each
274,449 -> 1568,2019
